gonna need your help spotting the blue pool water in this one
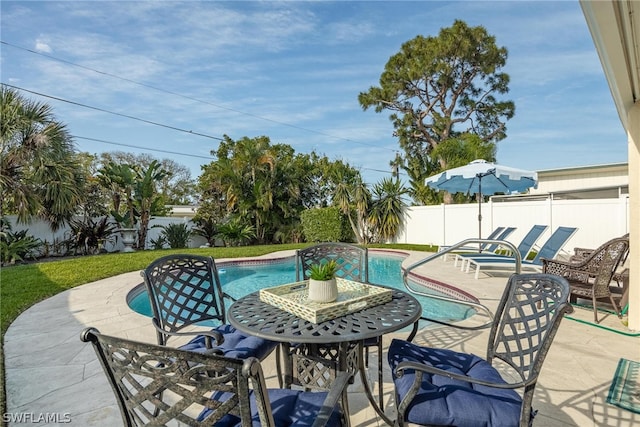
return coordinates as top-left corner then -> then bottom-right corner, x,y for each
127,253 -> 475,322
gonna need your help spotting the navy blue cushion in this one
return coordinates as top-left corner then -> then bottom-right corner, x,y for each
388,339 -> 524,427
179,324 -> 277,360
198,388 -> 343,427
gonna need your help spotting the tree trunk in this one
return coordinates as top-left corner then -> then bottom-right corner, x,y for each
443,192 -> 454,204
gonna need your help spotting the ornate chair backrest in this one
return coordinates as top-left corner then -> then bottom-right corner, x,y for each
141,254 -> 225,345
296,243 -> 368,282
590,237 -> 629,298
80,328 -> 274,427
572,233 -> 629,264
487,274 -> 572,418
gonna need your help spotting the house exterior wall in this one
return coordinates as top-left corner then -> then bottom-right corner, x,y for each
530,163 -> 628,195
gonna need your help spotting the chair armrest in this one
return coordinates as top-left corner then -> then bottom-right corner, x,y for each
395,360 -> 531,390
152,319 -> 224,347
565,268 -> 592,284
541,258 -> 573,275
311,371 -> 351,427
417,316 -> 493,332
573,247 -> 594,258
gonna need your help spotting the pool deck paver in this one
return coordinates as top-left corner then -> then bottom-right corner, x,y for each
4,249 -> 640,426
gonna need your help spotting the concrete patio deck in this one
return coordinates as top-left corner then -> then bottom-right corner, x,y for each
4,249 -> 639,426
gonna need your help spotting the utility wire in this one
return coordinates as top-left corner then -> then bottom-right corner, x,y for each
4,84 -> 401,176
73,136 -> 215,160
76,135 -> 403,176
1,40 -> 398,152
2,83 -> 224,141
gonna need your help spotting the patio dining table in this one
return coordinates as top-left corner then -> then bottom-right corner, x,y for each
227,284 -> 422,426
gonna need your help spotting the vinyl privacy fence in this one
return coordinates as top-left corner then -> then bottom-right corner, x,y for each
6,196 -> 629,256
395,196 -> 629,256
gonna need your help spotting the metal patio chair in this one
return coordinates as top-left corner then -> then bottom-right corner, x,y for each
542,235 -> 629,323
141,254 -> 278,360
81,327 -> 350,427
387,273 -> 573,427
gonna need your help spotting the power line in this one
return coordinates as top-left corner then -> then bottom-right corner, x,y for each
2,83 -> 224,141
2,86 -> 402,178
1,40 -> 398,152
4,83 -> 401,176
73,136 -> 215,160
75,135 -> 404,177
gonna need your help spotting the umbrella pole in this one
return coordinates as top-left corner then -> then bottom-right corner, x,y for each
478,178 -> 482,252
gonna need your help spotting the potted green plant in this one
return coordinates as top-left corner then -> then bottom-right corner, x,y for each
307,260 -> 339,303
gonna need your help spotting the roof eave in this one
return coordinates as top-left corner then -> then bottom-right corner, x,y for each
580,0 -> 640,129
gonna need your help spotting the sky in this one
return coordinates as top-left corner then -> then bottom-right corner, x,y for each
0,0 -> 629,185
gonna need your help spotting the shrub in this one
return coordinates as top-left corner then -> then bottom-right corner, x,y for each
192,217 -> 218,246
0,220 -> 42,265
63,216 -> 118,255
217,219 -> 255,247
159,223 -> 191,249
300,207 -> 350,242
149,235 -> 168,250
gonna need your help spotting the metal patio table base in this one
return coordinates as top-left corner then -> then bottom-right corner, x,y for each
286,341 -> 360,390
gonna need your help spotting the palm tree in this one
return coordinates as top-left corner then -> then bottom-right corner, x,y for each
209,136 -> 282,244
96,160 -> 169,249
1,86 -> 85,230
333,171 -> 371,244
97,161 -> 136,225
134,160 -> 169,248
368,178 -> 408,243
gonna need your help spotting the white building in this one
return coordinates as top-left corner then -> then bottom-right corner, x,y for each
531,162 -> 628,199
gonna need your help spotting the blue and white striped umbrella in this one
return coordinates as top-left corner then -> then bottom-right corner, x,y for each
425,159 -> 538,196
426,159 -> 538,239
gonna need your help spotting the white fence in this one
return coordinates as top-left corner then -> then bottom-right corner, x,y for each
395,196 -> 630,256
4,216 -> 207,254
5,195 -> 630,256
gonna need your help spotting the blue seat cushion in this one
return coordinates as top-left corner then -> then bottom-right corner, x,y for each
179,324 -> 277,360
198,388 -> 343,427
388,339 -> 526,427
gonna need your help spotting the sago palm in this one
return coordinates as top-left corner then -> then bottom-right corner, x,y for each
369,177 -> 408,243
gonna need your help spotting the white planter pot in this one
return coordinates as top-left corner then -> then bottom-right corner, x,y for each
308,278 -> 338,303
118,228 -> 137,252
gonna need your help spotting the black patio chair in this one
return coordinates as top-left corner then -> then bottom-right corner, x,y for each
388,273 -> 573,427
141,254 -> 278,360
80,327 -> 350,427
290,243 -> 386,405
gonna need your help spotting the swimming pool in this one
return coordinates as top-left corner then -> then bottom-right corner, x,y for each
127,252 -> 476,322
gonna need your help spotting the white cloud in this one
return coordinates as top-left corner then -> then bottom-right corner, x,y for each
34,37 -> 52,53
